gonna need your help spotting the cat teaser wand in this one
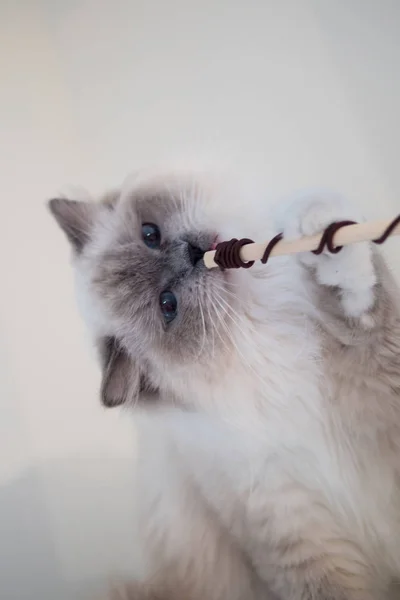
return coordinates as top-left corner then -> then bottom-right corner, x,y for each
203,216 -> 400,270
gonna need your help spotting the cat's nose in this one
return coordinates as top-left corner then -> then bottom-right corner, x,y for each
187,243 -> 204,266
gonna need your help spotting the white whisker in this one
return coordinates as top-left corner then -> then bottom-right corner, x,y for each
212,288 -> 257,339
195,289 -> 207,361
205,290 -> 233,356
210,291 -> 268,387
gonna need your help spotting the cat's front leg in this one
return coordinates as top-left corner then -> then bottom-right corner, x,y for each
125,415 -> 269,600
245,483 -> 384,600
274,189 -> 378,323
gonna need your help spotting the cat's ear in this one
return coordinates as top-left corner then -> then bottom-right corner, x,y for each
100,337 -> 157,408
48,198 -> 96,253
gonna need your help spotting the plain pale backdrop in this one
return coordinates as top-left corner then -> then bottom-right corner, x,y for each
1,1 -> 400,599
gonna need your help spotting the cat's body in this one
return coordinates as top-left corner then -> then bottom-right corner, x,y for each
49,169 -> 400,599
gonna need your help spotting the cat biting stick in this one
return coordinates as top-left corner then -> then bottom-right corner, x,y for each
204,215 -> 400,270
49,176 -> 400,600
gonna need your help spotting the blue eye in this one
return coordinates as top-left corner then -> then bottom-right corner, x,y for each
142,223 -> 161,249
159,291 -> 177,324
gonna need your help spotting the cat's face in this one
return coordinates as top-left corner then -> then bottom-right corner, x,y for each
49,170 -> 238,408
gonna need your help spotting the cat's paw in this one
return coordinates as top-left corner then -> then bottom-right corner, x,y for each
275,190 -> 376,318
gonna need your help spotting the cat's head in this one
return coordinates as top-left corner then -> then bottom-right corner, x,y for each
49,169 -> 246,409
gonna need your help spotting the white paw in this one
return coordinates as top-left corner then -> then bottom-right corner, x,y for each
275,190 -> 376,317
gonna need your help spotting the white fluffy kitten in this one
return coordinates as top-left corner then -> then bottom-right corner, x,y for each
49,168 -> 400,600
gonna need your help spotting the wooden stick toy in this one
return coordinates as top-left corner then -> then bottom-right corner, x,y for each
203,215 -> 400,270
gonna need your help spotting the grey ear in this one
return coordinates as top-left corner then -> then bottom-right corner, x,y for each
48,198 -> 95,253
100,337 -> 157,408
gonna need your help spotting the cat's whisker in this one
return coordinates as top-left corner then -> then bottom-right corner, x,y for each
201,284 -> 217,359
210,294 -> 255,369
212,287 -> 258,338
212,307 -> 262,388
213,283 -> 259,325
210,293 -> 268,386
187,177 -> 197,228
164,183 -> 181,213
201,287 -> 217,359
221,279 -> 243,289
218,285 -> 243,300
178,184 -> 191,230
205,290 -> 234,357
195,290 -> 207,361
212,308 -> 238,361
212,294 -> 256,353
212,283 -> 249,313
207,296 -> 227,360
206,302 -> 216,359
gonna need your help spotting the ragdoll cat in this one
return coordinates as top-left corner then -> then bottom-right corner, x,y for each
49,167 -> 400,600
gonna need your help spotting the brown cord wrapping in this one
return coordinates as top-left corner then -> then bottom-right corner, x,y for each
312,220 -> 357,255
213,238 -> 255,269
261,233 -> 283,264
373,214 -> 400,244
213,215 -> 400,270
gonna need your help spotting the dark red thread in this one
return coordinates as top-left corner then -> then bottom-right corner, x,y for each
214,238 -> 254,269
261,233 -> 283,264
312,220 -> 357,255
212,215 -> 400,270
373,215 -> 400,245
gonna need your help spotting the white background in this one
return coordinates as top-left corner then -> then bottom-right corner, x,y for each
1,1 -> 399,599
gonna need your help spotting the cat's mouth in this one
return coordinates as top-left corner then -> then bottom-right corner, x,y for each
203,235 -> 222,272
210,240 -> 218,251
194,235 -> 219,271
209,235 -> 219,252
